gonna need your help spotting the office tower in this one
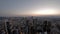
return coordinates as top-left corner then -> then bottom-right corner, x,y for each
43,20 -> 51,34
25,20 -> 29,34
5,20 -> 11,34
47,21 -> 51,34
32,18 -> 37,34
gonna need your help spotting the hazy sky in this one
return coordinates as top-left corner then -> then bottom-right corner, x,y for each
0,0 -> 60,16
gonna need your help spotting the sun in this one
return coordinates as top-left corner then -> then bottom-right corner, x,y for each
33,9 -> 58,15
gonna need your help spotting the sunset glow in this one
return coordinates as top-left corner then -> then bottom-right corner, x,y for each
33,9 -> 59,15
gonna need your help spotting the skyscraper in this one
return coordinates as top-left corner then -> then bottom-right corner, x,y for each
5,19 -> 11,34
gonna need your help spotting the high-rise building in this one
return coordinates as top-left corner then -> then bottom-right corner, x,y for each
5,19 -> 11,34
